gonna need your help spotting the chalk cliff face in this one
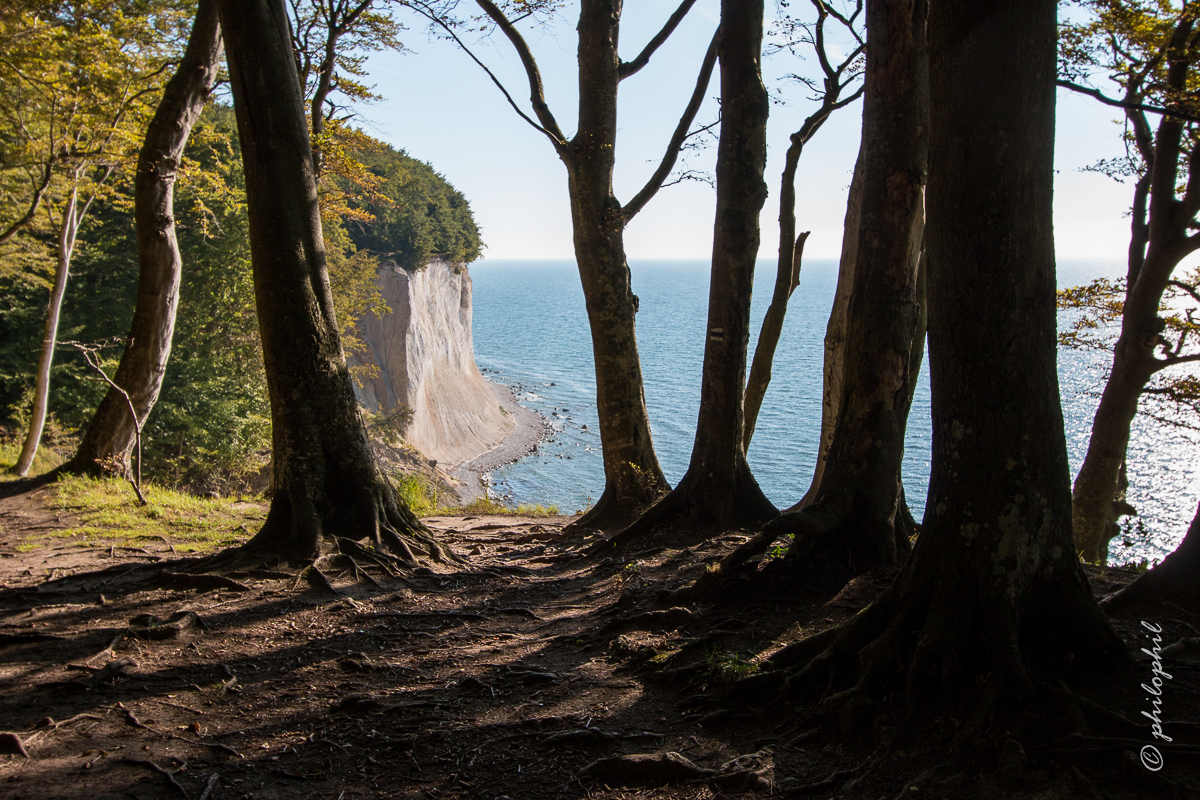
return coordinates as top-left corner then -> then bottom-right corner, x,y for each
350,257 -> 514,468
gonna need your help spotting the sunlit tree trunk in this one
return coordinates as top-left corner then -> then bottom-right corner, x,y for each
15,179 -> 86,476
62,0 -> 224,479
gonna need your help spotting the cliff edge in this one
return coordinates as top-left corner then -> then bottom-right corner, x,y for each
351,257 -> 532,472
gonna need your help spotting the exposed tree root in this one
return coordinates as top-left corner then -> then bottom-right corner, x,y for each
596,458 -> 778,553
729,545 -> 1130,751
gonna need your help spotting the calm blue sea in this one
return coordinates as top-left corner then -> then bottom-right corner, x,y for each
469,258 -> 1200,565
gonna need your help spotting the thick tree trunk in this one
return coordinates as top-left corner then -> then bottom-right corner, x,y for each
612,0 -> 777,544
61,0 -> 223,479
757,0 -> 1126,732
216,0 -> 452,565
565,0 -> 669,532
1104,500 -> 1200,609
14,184 -> 80,477
764,0 -> 928,585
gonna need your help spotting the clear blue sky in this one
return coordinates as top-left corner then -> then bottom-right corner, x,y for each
356,1 -> 1135,261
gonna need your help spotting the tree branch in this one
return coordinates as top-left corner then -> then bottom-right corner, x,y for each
1169,278 -> 1200,304
1056,78 -> 1200,123
473,0 -> 569,148
618,0 -> 697,80
406,1 -> 566,150
621,25 -> 719,223
0,158 -> 53,245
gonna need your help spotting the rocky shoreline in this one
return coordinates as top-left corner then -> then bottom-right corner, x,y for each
448,381 -> 550,502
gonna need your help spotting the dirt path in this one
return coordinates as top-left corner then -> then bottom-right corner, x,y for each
1,488 -> 1198,800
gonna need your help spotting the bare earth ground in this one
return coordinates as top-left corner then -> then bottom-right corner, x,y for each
1,485 -> 1199,800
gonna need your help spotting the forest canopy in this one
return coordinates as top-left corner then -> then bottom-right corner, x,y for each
0,99 -> 481,491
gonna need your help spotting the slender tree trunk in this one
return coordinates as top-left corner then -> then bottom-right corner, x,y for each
758,0 -> 1125,732
61,0 -> 224,479
1071,348 -> 1152,562
1072,15 -> 1199,563
565,0 -> 669,532
215,0 -> 453,565
612,0 -> 777,544
742,229 -> 807,453
759,0 -> 928,585
14,183 -> 80,476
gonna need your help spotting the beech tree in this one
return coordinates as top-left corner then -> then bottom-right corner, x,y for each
614,0 -> 778,541
742,0 -> 866,450
770,0 -> 926,581
705,0 -> 927,587
745,0 -> 1126,733
214,0 -> 452,564
1058,0 -> 1200,563
60,0 -> 224,481
409,0 -> 719,530
4,1 -> 185,477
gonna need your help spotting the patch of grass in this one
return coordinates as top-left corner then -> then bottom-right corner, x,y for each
0,441 -> 63,479
36,475 -> 265,553
394,472 -> 559,518
458,496 -> 560,517
705,648 -> 758,685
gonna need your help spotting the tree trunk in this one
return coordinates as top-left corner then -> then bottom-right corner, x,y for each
564,0 -> 670,532
612,0 -> 777,544
1071,350 -> 1151,563
763,0 -> 928,585
14,182 -> 81,477
1072,14 -> 1199,563
796,147 -> 865,511
215,0 -> 453,565
1104,499 -> 1200,609
61,0 -> 223,479
759,0 -> 1126,732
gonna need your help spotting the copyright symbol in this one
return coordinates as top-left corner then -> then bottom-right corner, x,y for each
1140,745 -> 1164,772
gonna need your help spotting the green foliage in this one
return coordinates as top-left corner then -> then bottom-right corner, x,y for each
393,470 -> 559,518
345,140 -> 483,272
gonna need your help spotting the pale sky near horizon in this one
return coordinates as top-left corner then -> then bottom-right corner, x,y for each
356,1 -> 1138,262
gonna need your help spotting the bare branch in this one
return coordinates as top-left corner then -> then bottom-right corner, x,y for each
473,0 -> 569,148
406,1 -> 566,149
621,25 -> 719,223
619,0 -> 697,80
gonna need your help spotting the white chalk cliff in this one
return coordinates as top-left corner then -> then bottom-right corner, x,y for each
350,257 -> 514,468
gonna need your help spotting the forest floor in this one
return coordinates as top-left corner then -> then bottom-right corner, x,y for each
1,481 -> 1198,800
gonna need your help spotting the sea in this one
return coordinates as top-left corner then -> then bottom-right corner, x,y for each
468,258 -> 1200,566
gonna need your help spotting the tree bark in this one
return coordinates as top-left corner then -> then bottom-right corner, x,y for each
1071,14 -> 1200,563
563,0 -> 671,531
14,182 -> 80,477
215,0 -> 453,565
61,0 -> 224,480
758,0 -> 1126,731
765,0 -> 928,584
612,0 -> 777,543
797,147 -> 864,510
